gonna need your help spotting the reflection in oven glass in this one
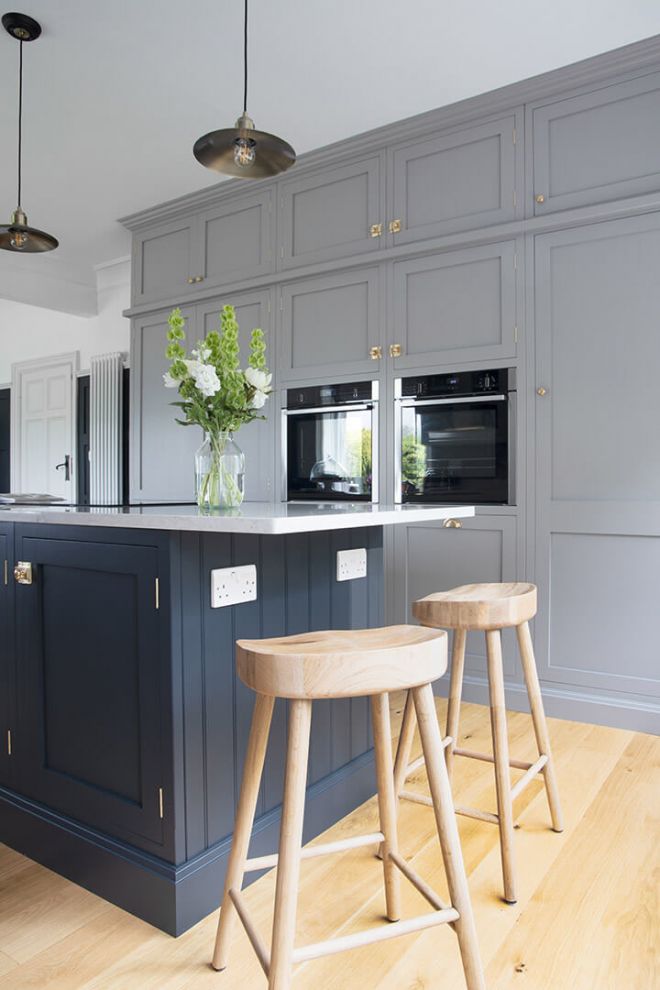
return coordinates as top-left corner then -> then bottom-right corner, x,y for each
288,410 -> 372,500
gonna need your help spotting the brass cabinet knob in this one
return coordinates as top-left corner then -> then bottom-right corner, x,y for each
389,219 -> 402,234
535,194 -> 546,204
369,345 -> 383,360
369,223 -> 383,238
14,561 -> 33,585
187,277 -> 196,284
188,275 -> 204,284
196,275 -> 204,283
536,386 -> 548,397
389,343 -> 402,358
443,519 -> 463,529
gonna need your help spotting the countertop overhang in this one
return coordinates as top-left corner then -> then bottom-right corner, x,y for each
0,502 -> 475,535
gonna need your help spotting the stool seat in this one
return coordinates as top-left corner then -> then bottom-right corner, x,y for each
237,625 -> 448,699
413,582 -> 537,631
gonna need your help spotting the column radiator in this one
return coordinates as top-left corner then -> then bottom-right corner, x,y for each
89,352 -> 123,505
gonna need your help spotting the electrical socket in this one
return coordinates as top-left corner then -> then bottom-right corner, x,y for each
336,548 -> 367,582
211,564 -> 257,608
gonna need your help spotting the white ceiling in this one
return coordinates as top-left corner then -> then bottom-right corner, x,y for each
2,0 -> 660,313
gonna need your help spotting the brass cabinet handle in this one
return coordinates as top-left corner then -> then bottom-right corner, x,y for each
369,223 -> 383,238
536,386 -> 548,397
196,275 -> 204,283
369,345 -> 383,360
187,275 -> 204,284
535,194 -> 545,204
389,219 -> 402,234
187,277 -> 196,284
14,561 -> 33,585
389,343 -> 402,358
443,519 -> 463,529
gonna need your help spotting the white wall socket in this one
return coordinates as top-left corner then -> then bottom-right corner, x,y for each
336,548 -> 367,582
211,564 -> 257,608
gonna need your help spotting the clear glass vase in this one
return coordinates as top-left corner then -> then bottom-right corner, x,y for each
195,432 -> 245,509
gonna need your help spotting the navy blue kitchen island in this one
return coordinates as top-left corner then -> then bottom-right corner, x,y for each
0,502 -> 472,934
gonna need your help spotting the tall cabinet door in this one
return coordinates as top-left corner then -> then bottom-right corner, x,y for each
14,530 -> 167,851
0,524 -> 14,787
197,290 -> 275,501
533,213 -> 660,704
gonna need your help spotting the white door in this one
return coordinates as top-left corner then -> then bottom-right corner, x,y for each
11,353 -> 78,499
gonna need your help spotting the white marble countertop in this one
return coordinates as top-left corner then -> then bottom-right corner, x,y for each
0,501 -> 475,535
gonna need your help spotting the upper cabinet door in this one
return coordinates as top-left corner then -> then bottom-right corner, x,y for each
279,268 -> 381,381
389,114 -> 519,245
531,71 -> 660,215
278,156 -> 385,270
132,217 -> 199,306
390,240 -> 518,369
198,190 -> 274,290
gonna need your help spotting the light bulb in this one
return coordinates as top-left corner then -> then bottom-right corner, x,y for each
10,229 -> 28,250
233,136 -> 256,168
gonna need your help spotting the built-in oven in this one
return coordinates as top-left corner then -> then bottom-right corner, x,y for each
394,368 -> 516,505
283,381 -> 378,502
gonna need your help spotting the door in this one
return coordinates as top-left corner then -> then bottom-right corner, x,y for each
279,268 -> 382,381
0,388 -> 9,492
530,70 -> 660,215
199,190 -> 274,289
11,354 -> 77,500
0,524 -> 14,786
389,114 -> 519,245
278,156 -> 384,269
132,217 -> 200,306
14,530 -> 166,849
390,241 -> 518,368
533,213 -> 660,702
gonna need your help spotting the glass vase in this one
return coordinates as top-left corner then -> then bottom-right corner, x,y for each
195,432 -> 245,509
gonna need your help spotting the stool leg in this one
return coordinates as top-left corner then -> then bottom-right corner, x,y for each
413,683 -> 486,990
486,629 -> 517,904
213,693 -> 275,971
371,692 -> 402,922
269,698 -> 313,990
445,628 -> 467,780
516,621 -> 564,833
393,689 -> 416,798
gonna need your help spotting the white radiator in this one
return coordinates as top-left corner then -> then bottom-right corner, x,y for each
89,352 -> 123,505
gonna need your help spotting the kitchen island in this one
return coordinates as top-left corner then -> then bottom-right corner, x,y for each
0,502 -> 473,934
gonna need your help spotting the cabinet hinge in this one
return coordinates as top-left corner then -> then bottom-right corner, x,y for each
7,729 -> 11,756
155,577 -> 160,610
3,560 -> 7,586
158,787 -> 164,819
514,325 -> 519,343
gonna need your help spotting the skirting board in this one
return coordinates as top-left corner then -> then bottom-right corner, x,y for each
0,747 -> 376,937
433,676 -> 660,735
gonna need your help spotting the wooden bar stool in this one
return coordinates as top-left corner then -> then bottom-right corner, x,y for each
212,625 -> 485,990
393,583 -> 563,905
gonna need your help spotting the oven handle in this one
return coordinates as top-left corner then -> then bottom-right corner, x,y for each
283,402 -> 375,416
396,394 -> 507,408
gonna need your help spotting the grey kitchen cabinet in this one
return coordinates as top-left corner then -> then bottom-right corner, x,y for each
533,212 -> 660,707
278,156 -> 385,270
197,190 -> 274,290
390,513 -> 519,681
279,267 -> 382,381
530,70 -> 660,215
388,114 -> 519,245
0,524 -> 14,787
389,240 -> 518,369
132,218 -> 201,307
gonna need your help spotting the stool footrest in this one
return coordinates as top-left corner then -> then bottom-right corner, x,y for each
453,747 -> 534,771
400,788 -> 434,808
389,851 -> 450,914
291,907 -> 460,965
244,831 -> 385,873
455,805 -> 500,825
509,754 -> 548,801
228,888 -> 270,977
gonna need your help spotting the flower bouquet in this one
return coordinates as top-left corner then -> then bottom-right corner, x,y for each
164,304 -> 271,508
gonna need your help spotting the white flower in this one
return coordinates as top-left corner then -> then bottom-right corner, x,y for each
245,367 -> 272,392
193,363 -> 221,398
191,345 -> 211,362
162,371 -> 179,389
251,389 -> 268,409
184,359 -> 201,375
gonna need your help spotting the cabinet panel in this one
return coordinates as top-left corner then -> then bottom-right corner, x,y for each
534,214 -> 660,698
279,157 -> 383,269
14,533 -> 165,848
280,268 -> 381,380
391,515 -> 518,679
390,115 -> 517,244
391,241 -> 517,368
133,219 -> 197,306
200,191 -> 274,289
531,71 -> 660,214
0,526 -> 14,787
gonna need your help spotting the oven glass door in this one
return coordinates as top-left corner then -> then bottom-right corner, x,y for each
400,396 -> 509,504
287,407 -> 374,500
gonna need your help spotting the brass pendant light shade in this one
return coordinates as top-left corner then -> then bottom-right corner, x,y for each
193,0 -> 295,179
0,11 -> 58,253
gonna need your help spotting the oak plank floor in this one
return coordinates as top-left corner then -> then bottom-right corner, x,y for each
0,700 -> 657,990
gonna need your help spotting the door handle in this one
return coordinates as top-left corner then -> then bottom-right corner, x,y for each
55,454 -> 71,481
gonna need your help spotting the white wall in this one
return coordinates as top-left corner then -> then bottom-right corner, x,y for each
0,258 -> 130,386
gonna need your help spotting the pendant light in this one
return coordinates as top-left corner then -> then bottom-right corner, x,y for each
193,0 -> 295,179
0,12 -> 58,253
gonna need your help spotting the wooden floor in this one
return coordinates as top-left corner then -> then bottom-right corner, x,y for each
0,699 -> 658,989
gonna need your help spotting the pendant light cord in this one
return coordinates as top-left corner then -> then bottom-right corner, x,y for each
243,0 -> 248,113
17,38 -> 23,207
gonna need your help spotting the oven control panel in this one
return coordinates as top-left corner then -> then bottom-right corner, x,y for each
400,367 -> 515,399
286,380 -> 375,409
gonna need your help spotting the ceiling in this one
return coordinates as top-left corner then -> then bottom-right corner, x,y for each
2,0 -> 660,313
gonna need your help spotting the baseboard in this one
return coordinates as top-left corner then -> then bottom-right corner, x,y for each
0,747 -> 376,936
433,676 -> 660,735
